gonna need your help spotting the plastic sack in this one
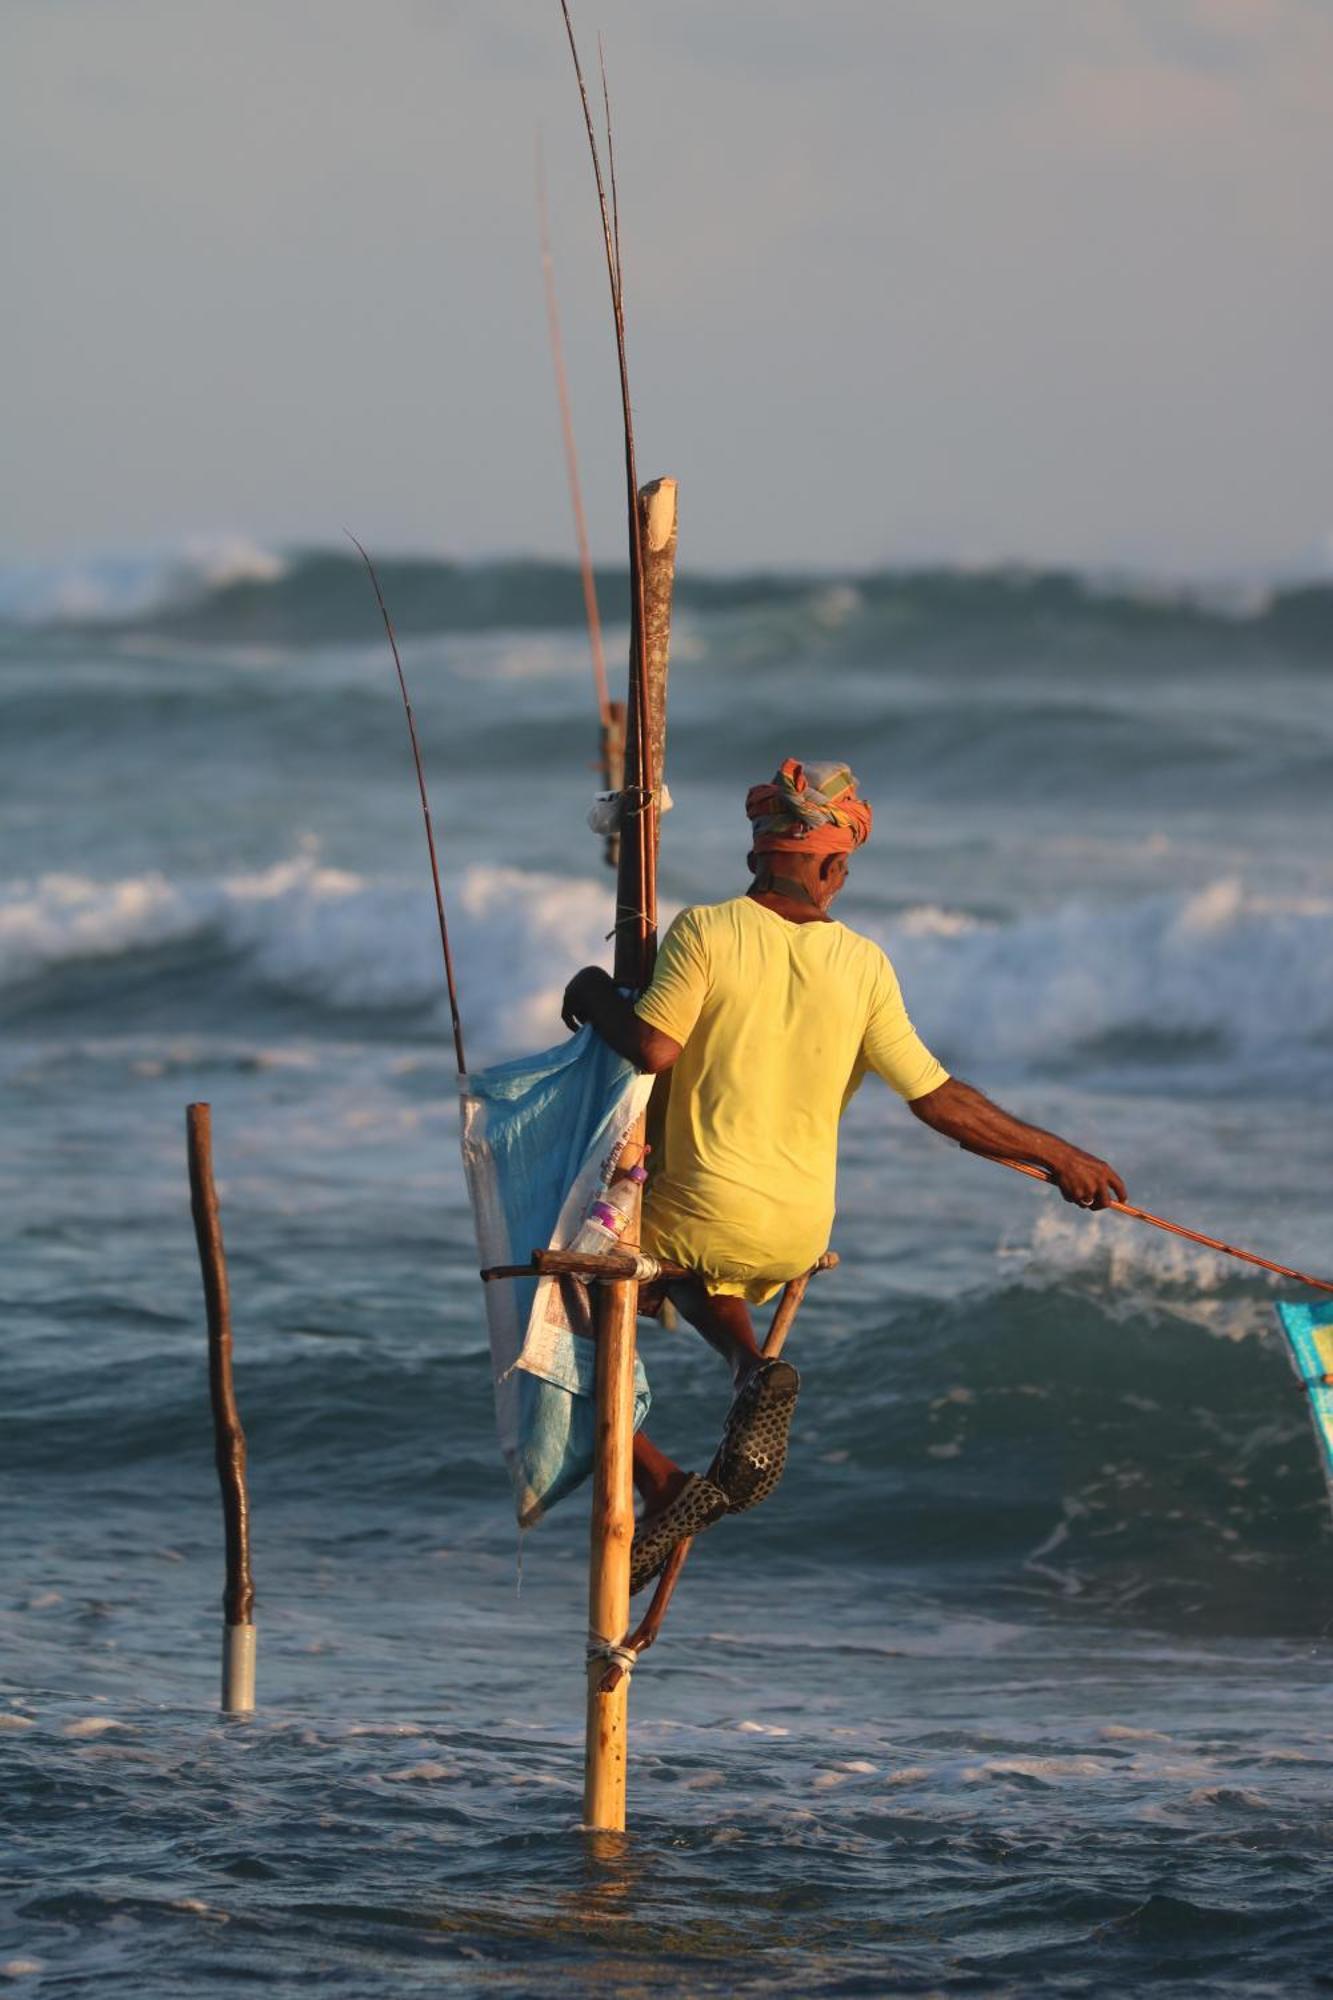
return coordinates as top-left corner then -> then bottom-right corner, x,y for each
1274,1300 -> 1333,1520
461,1027 -> 654,1526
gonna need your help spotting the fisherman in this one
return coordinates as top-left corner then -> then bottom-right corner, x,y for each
562,758 -> 1126,1592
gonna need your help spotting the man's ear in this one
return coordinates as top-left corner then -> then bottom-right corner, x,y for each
746,849 -> 759,876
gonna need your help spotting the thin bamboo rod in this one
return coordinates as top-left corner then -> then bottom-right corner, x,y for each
537,142 -> 612,731
558,1 -> 651,901
996,1157 -> 1333,1295
348,532 -> 467,1077
186,1103 -> 256,1714
535,147 -> 625,870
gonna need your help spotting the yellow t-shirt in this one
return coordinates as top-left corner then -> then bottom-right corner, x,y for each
634,896 -> 948,1302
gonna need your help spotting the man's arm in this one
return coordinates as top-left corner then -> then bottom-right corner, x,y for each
561,966 -> 682,1074
909,1076 -> 1126,1209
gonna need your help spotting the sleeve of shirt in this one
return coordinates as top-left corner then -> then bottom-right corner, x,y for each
862,949 -> 949,1101
634,908 -> 709,1047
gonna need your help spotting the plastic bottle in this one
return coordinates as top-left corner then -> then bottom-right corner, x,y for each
569,1153 -> 649,1254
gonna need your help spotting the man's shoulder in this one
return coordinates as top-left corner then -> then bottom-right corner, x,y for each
668,896 -> 749,935
827,921 -> 898,989
658,898 -> 765,969
828,916 -> 888,960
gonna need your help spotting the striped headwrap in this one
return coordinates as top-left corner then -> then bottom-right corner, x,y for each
745,758 -> 873,855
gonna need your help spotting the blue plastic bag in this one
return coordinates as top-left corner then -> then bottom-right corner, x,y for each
461,1027 -> 654,1526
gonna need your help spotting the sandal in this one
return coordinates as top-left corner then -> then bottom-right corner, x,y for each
709,1358 -> 801,1514
629,1472 -> 729,1596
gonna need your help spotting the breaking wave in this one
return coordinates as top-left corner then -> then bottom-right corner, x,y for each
873,878 -> 1333,1079
0,855 -> 612,1053
4,856 -> 1332,1083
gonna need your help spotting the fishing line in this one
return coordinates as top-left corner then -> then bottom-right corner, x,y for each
997,1155 -> 1333,1296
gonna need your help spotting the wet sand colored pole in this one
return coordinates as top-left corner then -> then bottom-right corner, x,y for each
584,476 -> 677,1834
186,1103 -> 256,1713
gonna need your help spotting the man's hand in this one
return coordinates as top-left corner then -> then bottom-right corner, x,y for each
562,965 -> 615,1034
560,964 -> 682,1073
1047,1143 -> 1126,1211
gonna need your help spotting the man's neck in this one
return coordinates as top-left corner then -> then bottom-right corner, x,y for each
747,878 -> 831,924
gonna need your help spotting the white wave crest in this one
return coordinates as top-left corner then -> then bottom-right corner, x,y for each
1014,1207 -> 1278,1340
878,878 -> 1333,1072
4,862 -> 1331,1079
0,535 -> 286,626
234,859 -> 615,1049
0,853 -> 616,1054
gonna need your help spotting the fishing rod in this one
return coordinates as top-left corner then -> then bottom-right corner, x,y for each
998,1155 -> 1333,1297
558,2 -> 654,948
537,135 -> 612,735
537,134 -> 624,872
347,532 -> 467,1078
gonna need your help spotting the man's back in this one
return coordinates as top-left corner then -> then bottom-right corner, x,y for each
635,896 -> 947,1300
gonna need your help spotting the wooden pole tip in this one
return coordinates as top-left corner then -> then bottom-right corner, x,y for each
640,477 -> 677,552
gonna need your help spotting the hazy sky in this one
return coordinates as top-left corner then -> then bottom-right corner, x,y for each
6,0 -> 1332,574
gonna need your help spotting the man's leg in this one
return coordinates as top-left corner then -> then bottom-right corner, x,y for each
631,1429 -> 689,1514
667,1279 -> 762,1385
630,1280 -> 764,1523
670,1277 -> 799,1517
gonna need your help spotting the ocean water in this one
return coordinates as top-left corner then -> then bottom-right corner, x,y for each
3,540 -> 1333,1996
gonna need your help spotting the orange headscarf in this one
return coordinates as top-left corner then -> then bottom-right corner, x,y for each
745,758 -> 873,856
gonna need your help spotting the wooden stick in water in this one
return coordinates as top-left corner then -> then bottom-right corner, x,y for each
996,1157 -> 1333,1296
582,478 -> 677,1834
187,1103 -> 256,1714
586,1244 -> 639,1826
558,2 -> 677,1835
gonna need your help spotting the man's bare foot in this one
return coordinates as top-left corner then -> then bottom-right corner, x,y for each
632,1430 -> 691,1518
637,1464 -> 691,1523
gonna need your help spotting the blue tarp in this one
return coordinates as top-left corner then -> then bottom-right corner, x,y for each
1274,1300 -> 1333,1518
461,1027 -> 654,1526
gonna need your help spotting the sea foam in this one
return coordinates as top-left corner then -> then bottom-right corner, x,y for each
3,859 -> 1331,1081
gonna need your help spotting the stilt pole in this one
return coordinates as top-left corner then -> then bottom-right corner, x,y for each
584,1271 -> 639,1824
583,477 -> 677,1833
186,1103 -> 256,1714
595,1254 -> 839,1693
